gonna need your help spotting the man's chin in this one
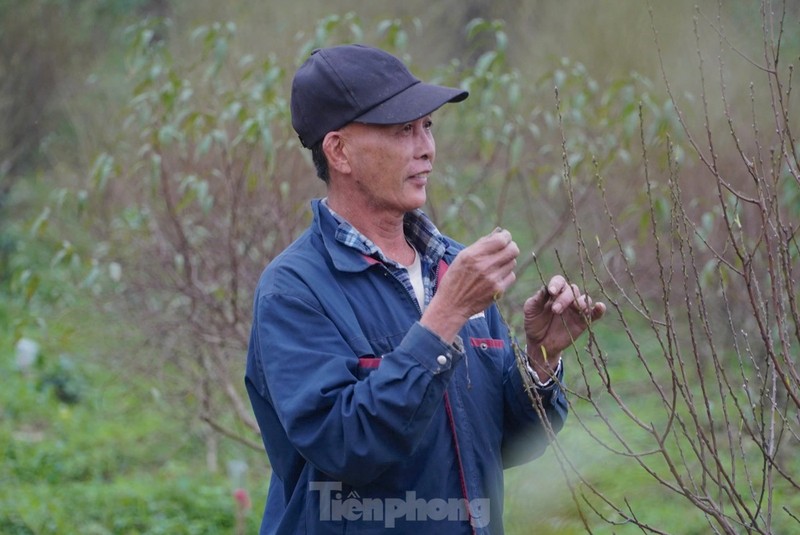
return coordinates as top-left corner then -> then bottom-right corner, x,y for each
407,192 -> 427,211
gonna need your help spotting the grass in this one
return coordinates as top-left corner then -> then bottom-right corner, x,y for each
2,3 -> 796,531
0,152 -> 267,534
3,260 -> 797,534
0,303 -> 267,534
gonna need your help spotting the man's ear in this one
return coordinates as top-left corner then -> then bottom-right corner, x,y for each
322,131 -> 351,175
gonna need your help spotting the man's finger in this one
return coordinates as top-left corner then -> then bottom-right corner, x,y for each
590,302 -> 606,322
523,286 -> 549,317
551,283 -> 580,314
576,293 -> 592,312
547,275 -> 567,296
486,227 -> 511,243
474,229 -> 516,260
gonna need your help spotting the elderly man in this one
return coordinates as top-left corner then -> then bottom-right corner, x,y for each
245,44 -> 605,534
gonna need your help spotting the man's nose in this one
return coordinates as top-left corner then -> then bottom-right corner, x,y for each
416,130 -> 435,161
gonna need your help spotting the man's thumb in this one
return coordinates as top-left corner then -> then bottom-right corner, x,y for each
524,286 -> 548,318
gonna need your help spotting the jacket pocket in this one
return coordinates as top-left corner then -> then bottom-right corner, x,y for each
356,355 -> 381,380
469,337 -> 505,351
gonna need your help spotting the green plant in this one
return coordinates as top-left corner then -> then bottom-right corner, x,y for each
523,2 -> 800,533
33,4 -> 796,533
0,327 -> 265,534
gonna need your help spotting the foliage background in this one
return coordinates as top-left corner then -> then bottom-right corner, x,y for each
1,0 -> 797,533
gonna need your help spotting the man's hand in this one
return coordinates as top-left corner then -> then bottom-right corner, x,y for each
421,228 -> 519,343
523,275 -> 605,379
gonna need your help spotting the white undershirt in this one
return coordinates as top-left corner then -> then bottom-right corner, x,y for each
405,246 -> 425,311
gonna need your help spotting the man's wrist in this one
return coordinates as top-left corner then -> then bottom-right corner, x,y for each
525,343 -> 562,386
525,355 -> 562,387
416,322 -> 465,354
419,297 -> 470,344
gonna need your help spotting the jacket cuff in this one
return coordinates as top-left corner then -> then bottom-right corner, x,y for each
524,356 -> 563,388
509,356 -> 564,411
398,322 -> 465,375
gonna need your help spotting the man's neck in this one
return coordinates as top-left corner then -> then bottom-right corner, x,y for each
326,196 -> 415,265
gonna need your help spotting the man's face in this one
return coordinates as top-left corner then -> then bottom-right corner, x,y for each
338,115 -> 436,215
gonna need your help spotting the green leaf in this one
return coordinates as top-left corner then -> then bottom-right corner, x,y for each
51,241 -> 75,268
30,207 -> 51,237
90,153 -> 115,192
465,18 -> 488,41
475,51 -> 498,77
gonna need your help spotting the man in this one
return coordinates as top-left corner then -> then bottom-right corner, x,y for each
245,44 -> 605,534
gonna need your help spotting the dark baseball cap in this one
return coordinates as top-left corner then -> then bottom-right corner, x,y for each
290,44 -> 469,148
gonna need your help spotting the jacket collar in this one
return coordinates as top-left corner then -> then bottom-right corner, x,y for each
312,199 -> 376,273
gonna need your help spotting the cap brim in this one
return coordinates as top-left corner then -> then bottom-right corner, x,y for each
353,82 -> 468,125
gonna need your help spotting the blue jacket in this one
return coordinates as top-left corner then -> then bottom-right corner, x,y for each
245,200 -> 568,534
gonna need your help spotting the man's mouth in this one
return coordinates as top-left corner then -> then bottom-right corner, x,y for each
408,169 -> 431,183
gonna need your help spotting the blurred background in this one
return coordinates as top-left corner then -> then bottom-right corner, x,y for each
1,1 -> 798,533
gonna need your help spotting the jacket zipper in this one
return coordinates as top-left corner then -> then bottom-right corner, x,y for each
444,391 -> 478,535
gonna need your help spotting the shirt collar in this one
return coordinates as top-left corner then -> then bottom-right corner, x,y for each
321,198 -> 448,267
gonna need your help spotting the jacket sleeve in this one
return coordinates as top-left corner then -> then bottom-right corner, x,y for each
249,288 -> 463,487
487,306 -> 569,468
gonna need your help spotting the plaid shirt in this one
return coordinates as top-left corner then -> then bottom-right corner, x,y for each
322,199 -> 447,311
